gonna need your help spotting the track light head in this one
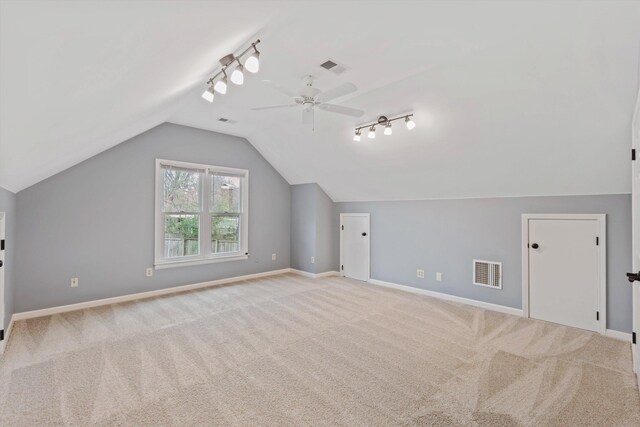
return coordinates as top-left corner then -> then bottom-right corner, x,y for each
230,59 -> 244,85
214,71 -> 228,94
384,122 -> 392,135
245,45 -> 260,73
405,116 -> 416,130
353,129 -> 361,141
368,126 -> 376,139
201,86 -> 215,103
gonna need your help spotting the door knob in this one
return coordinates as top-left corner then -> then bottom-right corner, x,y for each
362,232 -> 367,236
627,272 -> 640,283
531,243 -> 539,249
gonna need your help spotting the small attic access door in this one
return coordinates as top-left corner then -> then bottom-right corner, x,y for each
522,214 -> 606,334
340,213 -> 370,282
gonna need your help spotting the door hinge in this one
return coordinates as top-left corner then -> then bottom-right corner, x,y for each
341,265 -> 344,271
0,330 -> 4,341
0,239 -> 4,251
633,149 -> 636,161
341,225 -> 344,231
596,311 -> 599,321
596,236 -> 599,246
633,332 -> 637,344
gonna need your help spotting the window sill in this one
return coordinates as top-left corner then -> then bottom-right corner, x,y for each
154,254 -> 248,270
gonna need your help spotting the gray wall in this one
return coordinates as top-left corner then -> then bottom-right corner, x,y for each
290,184 -> 317,273
0,187 -> 16,329
336,194 -> 632,333
290,183 -> 338,274
14,123 -> 291,312
316,186 -> 339,273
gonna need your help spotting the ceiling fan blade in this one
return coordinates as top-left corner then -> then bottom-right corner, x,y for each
318,103 -> 364,117
251,104 -> 298,111
262,80 -> 298,98
302,108 -> 314,125
316,82 -> 357,103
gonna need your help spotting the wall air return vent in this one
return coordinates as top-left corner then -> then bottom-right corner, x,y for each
319,59 -> 349,75
473,260 -> 502,289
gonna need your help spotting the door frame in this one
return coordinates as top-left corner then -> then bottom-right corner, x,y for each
521,213 -> 607,335
631,85 -> 640,373
0,212 -> 4,332
339,213 -> 370,281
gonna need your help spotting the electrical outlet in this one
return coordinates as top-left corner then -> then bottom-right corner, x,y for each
417,269 -> 425,279
436,272 -> 442,281
70,277 -> 79,288
310,256 -> 315,264
272,253 -> 276,261
146,268 -> 153,277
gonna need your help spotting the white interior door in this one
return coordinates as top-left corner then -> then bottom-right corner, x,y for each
528,218 -> 602,332
0,212 -> 4,331
340,214 -> 370,281
630,88 -> 640,373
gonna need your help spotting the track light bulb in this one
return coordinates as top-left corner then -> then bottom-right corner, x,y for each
405,116 -> 416,130
214,74 -> 228,94
368,126 -> 376,139
384,122 -> 392,135
353,130 -> 361,141
230,60 -> 244,85
201,86 -> 215,103
245,47 -> 260,73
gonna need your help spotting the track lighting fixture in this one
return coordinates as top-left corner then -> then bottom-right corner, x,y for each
202,39 -> 261,102
368,126 -> 376,139
201,86 -> 215,103
354,114 -> 414,140
230,58 -> 244,85
405,116 -> 416,130
245,43 -> 260,73
214,70 -> 228,94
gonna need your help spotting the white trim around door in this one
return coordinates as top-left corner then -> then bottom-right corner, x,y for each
521,213 -> 607,335
340,213 -> 370,281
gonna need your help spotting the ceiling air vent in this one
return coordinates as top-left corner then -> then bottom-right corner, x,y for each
473,260 -> 502,289
319,59 -> 349,75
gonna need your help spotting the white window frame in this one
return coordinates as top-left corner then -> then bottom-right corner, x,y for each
155,159 -> 249,269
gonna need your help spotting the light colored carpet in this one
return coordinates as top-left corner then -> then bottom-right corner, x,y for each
0,273 -> 638,426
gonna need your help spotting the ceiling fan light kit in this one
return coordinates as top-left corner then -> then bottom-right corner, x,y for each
355,114 -> 415,140
201,39 -> 261,102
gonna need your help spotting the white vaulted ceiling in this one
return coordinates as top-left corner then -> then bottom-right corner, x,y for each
1,1 -> 639,201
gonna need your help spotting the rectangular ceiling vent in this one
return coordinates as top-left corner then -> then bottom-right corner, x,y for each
218,117 -> 237,124
319,59 -> 349,75
473,260 -> 502,289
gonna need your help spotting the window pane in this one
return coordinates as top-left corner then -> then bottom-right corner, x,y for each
164,214 -> 200,257
210,174 -> 241,213
163,168 -> 201,212
211,215 -> 240,254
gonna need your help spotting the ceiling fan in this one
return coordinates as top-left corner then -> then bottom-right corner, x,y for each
252,75 -> 364,128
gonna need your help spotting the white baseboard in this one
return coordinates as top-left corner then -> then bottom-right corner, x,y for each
605,329 -> 632,342
367,278 -> 523,317
290,269 -> 341,279
10,268 -> 292,324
